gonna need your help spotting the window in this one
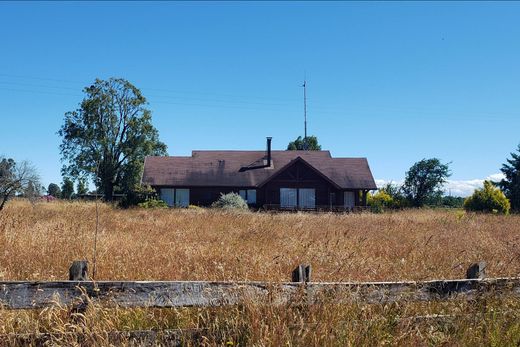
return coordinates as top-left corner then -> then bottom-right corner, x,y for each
175,189 -> 190,207
160,188 -> 175,207
247,189 -> 256,204
280,188 -> 297,208
298,188 -> 316,209
344,191 -> 355,208
239,189 -> 257,204
160,188 -> 190,207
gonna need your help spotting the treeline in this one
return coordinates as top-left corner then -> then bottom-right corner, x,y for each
368,150 -> 519,214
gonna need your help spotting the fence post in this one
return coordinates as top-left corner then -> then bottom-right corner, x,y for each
292,264 -> 312,283
466,261 -> 486,279
69,260 -> 89,323
69,260 -> 89,281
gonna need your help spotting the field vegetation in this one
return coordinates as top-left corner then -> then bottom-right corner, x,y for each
1,200 -> 520,345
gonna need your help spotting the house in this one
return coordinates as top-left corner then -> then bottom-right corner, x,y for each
141,138 -> 377,210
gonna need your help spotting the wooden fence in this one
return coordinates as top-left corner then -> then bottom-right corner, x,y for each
2,261 -> 520,310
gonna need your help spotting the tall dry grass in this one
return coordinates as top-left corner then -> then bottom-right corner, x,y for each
2,200 -> 520,346
1,200 -> 519,282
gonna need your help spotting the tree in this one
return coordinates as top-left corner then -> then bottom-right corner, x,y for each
47,183 -> 61,198
464,180 -> 510,214
287,135 -> 321,150
498,144 -> 520,212
76,178 -> 88,196
402,158 -> 451,207
0,157 -> 40,211
61,178 -> 74,199
58,78 -> 167,201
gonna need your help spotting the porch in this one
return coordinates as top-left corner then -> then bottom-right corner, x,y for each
262,204 -> 369,212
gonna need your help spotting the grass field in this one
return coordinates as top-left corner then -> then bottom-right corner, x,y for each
1,200 -> 520,345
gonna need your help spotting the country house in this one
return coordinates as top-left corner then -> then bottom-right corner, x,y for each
141,138 -> 377,210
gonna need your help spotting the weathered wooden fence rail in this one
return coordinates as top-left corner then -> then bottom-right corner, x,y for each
1,261 -> 519,310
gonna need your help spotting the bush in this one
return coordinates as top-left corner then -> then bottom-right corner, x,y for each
464,181 -> 510,214
138,199 -> 168,209
120,185 -> 156,208
367,190 -> 395,213
211,192 -> 249,210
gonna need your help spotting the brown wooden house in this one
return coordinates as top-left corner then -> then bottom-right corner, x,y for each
141,138 -> 377,210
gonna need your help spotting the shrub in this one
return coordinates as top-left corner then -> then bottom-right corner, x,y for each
367,190 -> 394,213
211,192 -> 249,210
464,181 -> 510,214
137,199 -> 168,209
120,185 -> 156,208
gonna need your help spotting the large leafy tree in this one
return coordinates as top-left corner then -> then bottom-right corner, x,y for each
498,144 -> 520,211
287,135 -> 321,150
76,178 -> 88,196
47,183 -> 61,198
0,157 -> 40,211
58,78 -> 167,201
61,178 -> 74,200
402,158 -> 451,207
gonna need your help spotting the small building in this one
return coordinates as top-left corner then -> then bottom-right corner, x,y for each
141,138 -> 377,210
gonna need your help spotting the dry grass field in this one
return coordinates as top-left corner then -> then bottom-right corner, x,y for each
1,200 -> 520,346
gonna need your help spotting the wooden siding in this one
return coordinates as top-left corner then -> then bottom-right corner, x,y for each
153,160 -> 369,208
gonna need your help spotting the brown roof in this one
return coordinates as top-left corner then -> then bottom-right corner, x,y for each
142,150 -> 377,189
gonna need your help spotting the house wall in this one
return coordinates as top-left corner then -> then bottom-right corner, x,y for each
259,160 -> 342,207
152,161 -> 369,208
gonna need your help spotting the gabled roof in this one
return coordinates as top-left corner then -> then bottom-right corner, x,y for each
142,150 -> 377,190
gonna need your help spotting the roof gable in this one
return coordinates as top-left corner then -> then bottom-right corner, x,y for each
257,156 -> 342,189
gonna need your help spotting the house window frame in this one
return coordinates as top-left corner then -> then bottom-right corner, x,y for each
239,189 -> 257,205
160,188 -> 190,208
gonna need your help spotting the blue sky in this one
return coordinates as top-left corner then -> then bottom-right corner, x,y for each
1,2 -> 519,196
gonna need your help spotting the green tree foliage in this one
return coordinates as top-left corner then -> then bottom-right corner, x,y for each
441,196 -> 465,208
498,144 -> 520,212
76,178 -> 88,196
138,199 -> 168,209
211,192 -> 249,210
58,78 -> 167,201
0,158 -> 40,211
47,183 -> 61,198
464,180 -> 510,214
61,178 -> 74,199
287,135 -> 321,150
402,158 -> 451,207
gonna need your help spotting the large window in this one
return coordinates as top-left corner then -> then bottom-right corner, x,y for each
160,188 -> 175,207
175,189 -> 190,207
280,188 -> 297,208
239,189 -> 257,204
344,191 -> 355,208
298,188 -> 316,209
160,188 -> 190,207
280,188 -> 315,208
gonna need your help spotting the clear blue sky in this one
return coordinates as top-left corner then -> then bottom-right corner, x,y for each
1,2 -> 519,196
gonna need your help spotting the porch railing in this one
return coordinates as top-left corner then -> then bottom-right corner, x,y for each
262,204 -> 368,212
